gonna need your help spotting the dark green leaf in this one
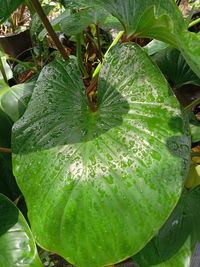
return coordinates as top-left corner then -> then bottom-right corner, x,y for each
0,0 -> 24,23
89,0 -> 185,44
144,40 -> 170,56
60,7 -> 110,36
151,47 -> 200,88
12,43 -> 190,267
89,0 -> 200,79
134,186 -> 200,267
0,110 -> 20,200
60,0 -> 96,9
0,194 -> 42,266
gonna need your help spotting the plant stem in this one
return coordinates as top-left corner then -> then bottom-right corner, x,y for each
96,24 -> 103,62
92,30 -> 124,79
76,34 -> 89,78
8,56 -> 38,73
188,17 -> 200,28
29,0 -> 69,61
184,98 -> 200,112
0,147 -> 12,153
0,57 -> 8,84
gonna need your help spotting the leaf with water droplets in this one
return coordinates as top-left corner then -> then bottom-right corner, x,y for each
12,43 -> 190,267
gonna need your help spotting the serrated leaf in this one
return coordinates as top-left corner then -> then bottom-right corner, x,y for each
0,194 -> 42,266
134,186 -> 200,267
12,43 -> 190,267
151,47 -> 200,88
0,0 -> 25,23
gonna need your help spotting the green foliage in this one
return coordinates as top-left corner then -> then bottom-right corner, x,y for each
0,0 -> 24,23
0,194 -> 42,266
12,44 -> 190,266
134,186 -> 200,266
151,47 -> 200,88
1,0 -> 200,266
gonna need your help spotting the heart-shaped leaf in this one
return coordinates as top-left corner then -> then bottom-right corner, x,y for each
134,186 -> 200,267
12,44 -> 190,266
0,194 -> 42,266
151,47 -> 200,88
0,0 -> 24,23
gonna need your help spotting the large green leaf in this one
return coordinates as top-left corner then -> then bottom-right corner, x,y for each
88,0 -> 185,45
151,47 -> 200,88
12,44 -> 190,267
0,0 -> 25,23
134,186 -> 200,267
0,194 -> 42,266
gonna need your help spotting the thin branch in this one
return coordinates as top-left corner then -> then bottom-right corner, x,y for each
29,0 -> 69,61
0,147 -> 12,153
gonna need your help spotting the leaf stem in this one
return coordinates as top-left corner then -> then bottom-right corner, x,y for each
0,147 -> 12,153
92,30 -> 124,79
188,17 -> 200,28
76,34 -> 89,78
29,0 -> 69,61
0,57 -> 8,84
184,97 -> 200,112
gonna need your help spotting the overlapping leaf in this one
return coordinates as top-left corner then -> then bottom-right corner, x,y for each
12,44 -> 190,266
151,47 -> 200,88
0,194 -> 42,266
87,0 -> 200,78
0,0 -> 24,23
134,186 -> 200,267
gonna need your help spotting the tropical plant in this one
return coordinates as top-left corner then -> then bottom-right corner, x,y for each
0,0 -> 200,266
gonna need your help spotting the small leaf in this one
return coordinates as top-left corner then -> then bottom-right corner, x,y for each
1,81 -> 35,122
144,39 -> 170,56
0,194 -> 42,266
134,186 -> 200,267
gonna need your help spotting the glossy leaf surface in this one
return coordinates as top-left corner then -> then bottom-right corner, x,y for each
1,81 -> 35,122
12,44 -> 190,266
0,194 -> 42,266
0,0 -> 24,23
134,186 -> 200,267
151,47 -> 200,88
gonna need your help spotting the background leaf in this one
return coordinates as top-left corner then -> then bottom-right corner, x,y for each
0,194 -> 42,266
134,186 -> 200,267
151,47 -> 200,88
0,0 -> 25,23
12,44 -> 190,267
1,80 -> 35,122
